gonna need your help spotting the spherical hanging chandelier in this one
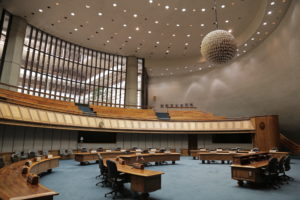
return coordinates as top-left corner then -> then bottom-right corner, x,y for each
200,0 -> 237,64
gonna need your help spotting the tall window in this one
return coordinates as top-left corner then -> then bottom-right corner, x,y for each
0,10 -> 12,78
19,25 -> 128,107
137,58 -> 144,108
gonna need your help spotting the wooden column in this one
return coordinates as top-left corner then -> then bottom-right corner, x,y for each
251,115 -> 280,151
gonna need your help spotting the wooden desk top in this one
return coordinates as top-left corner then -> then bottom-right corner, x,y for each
119,153 -> 180,158
103,158 -> 164,177
231,160 -> 269,169
0,157 -> 60,200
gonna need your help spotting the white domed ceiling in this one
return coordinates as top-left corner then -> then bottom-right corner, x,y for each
1,0 -> 291,76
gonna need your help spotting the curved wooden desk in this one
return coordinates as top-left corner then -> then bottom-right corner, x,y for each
0,157 -> 60,200
103,158 -> 164,197
119,153 -> 181,165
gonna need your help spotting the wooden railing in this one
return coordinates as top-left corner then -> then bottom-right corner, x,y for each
168,110 -> 226,121
280,133 -> 300,156
90,105 -> 158,120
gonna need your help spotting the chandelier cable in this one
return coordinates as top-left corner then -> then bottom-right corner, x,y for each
213,0 -> 219,29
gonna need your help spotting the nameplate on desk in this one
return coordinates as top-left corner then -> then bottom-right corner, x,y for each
47,154 -> 53,158
27,174 -> 39,185
25,161 -> 32,167
35,157 -> 42,162
200,149 -> 207,151
120,149 -> 126,152
210,151 -> 217,153
106,150 -> 112,152
149,151 -> 155,154
22,166 -> 29,174
248,151 -> 256,154
90,150 -> 97,153
136,149 -> 142,152
132,163 -> 144,170
229,151 -> 237,153
216,149 -> 223,152
150,149 -> 156,152
165,150 -> 171,153
269,150 -> 277,153
136,152 -> 142,155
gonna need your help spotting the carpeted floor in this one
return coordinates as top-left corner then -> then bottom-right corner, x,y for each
40,157 -> 300,200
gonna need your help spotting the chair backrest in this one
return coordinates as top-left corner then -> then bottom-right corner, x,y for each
11,154 -> 20,163
81,147 -> 88,152
251,147 -> 260,152
115,147 -> 121,151
0,157 -> 5,168
267,157 -> 279,174
284,156 -> 291,171
97,148 -> 103,152
106,160 -> 118,179
29,151 -> 36,158
278,156 -> 285,172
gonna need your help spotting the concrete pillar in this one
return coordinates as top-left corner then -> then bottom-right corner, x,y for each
125,56 -> 138,107
0,16 -> 27,90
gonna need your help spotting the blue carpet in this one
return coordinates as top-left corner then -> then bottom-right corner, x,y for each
40,157 -> 300,200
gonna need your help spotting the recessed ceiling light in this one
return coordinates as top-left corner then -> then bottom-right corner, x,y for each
70,12 -> 75,16
85,5 -> 90,8
98,12 -> 103,16
155,21 -> 159,24
251,37 -> 255,40
133,14 -> 138,18
243,50 -> 246,53
174,7 -> 178,11
201,8 -> 206,12
263,22 -> 267,26
221,5 -> 226,8
107,40 -> 110,43
176,24 -> 180,27
38,9 -> 43,13
244,43 -> 248,47
99,27 -> 104,30
123,24 -> 127,27
156,41 -> 160,44
172,34 -> 176,37
55,2 -> 59,6
225,20 -> 229,23
184,66 -> 188,69
201,24 -> 204,27
270,2 -> 275,5
228,29 -> 232,33
123,9 -> 127,13
166,68 -> 169,70
187,34 -> 191,37
148,30 -> 152,34
268,11 -> 272,15
149,0 -> 153,3
182,8 -> 186,12
192,9 -> 196,12
185,43 -> 189,46
113,3 -> 117,7
166,23 -> 170,26
166,50 -> 170,53
128,36 -> 132,39
135,27 -> 140,31
257,31 -> 260,34
165,5 -> 170,10
57,20 -> 61,23
199,67 -> 202,70
74,28 -> 78,31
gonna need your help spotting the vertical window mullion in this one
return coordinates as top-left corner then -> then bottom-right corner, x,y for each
32,31 -> 44,96
38,33 -> 49,96
54,39 -> 63,99
27,28 -> 39,94
72,45 -> 78,102
97,52 -> 102,105
44,36 -> 54,98
21,26 -> 33,93
59,41 -> 68,100
65,44 -> 73,101
48,38 -> 58,99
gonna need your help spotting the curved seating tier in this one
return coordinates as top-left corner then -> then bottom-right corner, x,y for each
0,88 -> 82,114
90,105 -> 158,120
168,110 -> 226,121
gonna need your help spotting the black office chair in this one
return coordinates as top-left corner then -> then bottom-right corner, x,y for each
97,147 -> 104,152
283,156 -> 294,181
115,147 -> 121,151
96,157 -> 108,187
11,153 -> 20,163
278,156 -> 288,184
20,151 -> 28,160
262,157 -> 280,189
251,147 -> 260,152
105,160 -> 129,198
81,147 -> 88,152
28,151 -> 36,158
0,157 -> 5,168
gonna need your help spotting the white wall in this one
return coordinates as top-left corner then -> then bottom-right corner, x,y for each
148,1 -> 300,143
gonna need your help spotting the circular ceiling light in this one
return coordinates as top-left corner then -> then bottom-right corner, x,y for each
201,30 -> 237,64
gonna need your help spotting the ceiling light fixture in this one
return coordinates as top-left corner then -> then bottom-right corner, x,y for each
100,27 -> 104,30
98,12 -> 103,16
85,5 -> 90,8
123,24 -> 127,27
133,14 -> 138,18
148,30 -> 152,34
268,11 -> 272,15
135,27 -> 140,31
38,9 -> 43,13
182,8 -> 186,12
200,0 -> 237,64
165,5 -> 170,9
201,8 -> 206,12
70,12 -> 75,16
113,3 -> 117,7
